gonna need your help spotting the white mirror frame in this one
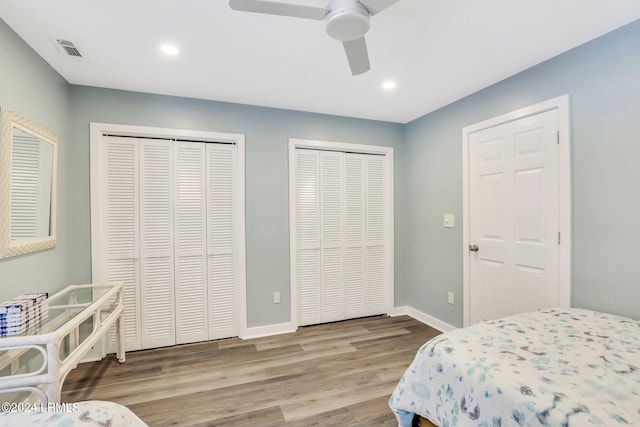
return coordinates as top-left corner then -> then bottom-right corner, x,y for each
0,108 -> 58,258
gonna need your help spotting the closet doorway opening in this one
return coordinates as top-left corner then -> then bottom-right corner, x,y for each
90,123 -> 246,353
289,138 -> 394,327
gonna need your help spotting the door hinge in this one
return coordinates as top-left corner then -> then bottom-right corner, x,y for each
556,131 -> 560,144
558,231 -> 561,244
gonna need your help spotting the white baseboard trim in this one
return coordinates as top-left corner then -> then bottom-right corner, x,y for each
390,306 -> 457,332
240,307 -> 456,340
241,322 -> 297,340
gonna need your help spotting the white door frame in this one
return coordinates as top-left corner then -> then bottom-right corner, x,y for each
288,138 -> 394,328
462,95 -> 571,327
89,122 -> 248,341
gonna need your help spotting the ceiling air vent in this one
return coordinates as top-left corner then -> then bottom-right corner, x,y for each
56,39 -> 82,57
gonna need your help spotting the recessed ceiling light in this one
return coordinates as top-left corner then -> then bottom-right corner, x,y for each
382,81 -> 397,90
160,44 -> 179,56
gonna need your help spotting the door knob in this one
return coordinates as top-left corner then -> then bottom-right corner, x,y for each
469,244 -> 479,252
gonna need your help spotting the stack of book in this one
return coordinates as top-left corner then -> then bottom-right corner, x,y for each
0,293 -> 49,336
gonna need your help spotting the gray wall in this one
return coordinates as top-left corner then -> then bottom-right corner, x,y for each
0,20 -> 69,302
66,87 -> 405,328
3,13 -> 640,332
404,19 -> 640,327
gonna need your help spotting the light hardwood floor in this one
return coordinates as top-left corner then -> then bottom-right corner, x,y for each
62,315 -> 441,426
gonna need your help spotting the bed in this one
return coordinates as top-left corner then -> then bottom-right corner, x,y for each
0,400 -> 147,426
389,308 -> 640,426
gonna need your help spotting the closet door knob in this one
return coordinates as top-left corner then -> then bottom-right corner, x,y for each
469,244 -> 479,252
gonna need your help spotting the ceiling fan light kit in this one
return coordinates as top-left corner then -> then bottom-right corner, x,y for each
229,0 -> 400,75
325,0 -> 371,41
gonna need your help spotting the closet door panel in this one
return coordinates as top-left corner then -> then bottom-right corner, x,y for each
296,149 -> 321,326
174,142 -> 208,344
207,144 -> 238,339
105,138 -> 141,351
345,154 -> 366,318
140,140 -> 175,349
365,155 -> 386,315
320,151 -> 345,322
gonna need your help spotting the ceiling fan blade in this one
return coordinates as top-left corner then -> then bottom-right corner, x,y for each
343,37 -> 370,75
359,0 -> 400,15
229,0 -> 326,20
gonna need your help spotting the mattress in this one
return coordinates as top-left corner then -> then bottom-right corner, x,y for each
389,308 -> 640,426
0,400 -> 147,426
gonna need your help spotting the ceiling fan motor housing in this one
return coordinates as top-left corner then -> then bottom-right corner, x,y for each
325,0 -> 371,41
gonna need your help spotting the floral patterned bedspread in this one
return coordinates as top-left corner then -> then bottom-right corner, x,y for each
389,308 -> 640,427
0,400 -> 148,426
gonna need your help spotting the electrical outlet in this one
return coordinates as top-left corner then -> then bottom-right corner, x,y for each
273,291 -> 281,304
447,291 -> 454,305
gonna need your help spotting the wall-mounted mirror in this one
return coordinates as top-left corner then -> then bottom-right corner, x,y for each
0,108 -> 58,258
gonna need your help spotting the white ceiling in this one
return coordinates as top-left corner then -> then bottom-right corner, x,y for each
1,1 -> 639,123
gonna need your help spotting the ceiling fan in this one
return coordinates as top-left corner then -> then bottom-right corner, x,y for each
229,0 -> 400,75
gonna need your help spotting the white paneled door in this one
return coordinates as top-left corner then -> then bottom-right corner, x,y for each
467,109 -> 562,325
292,141 -> 392,327
92,126 -> 244,352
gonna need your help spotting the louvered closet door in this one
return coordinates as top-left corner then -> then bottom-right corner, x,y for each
296,149 -> 322,326
345,154 -> 366,318
94,132 -> 242,353
104,137 -> 142,351
365,155 -> 386,315
140,140 -> 175,349
174,142 -> 208,344
320,151 -> 345,322
344,153 -> 387,317
206,144 -> 238,339
295,148 -> 388,326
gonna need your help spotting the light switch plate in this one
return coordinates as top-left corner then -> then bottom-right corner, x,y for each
444,214 -> 455,228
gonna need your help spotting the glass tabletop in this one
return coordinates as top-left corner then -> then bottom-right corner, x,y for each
0,284 -> 119,338
48,286 -> 99,307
